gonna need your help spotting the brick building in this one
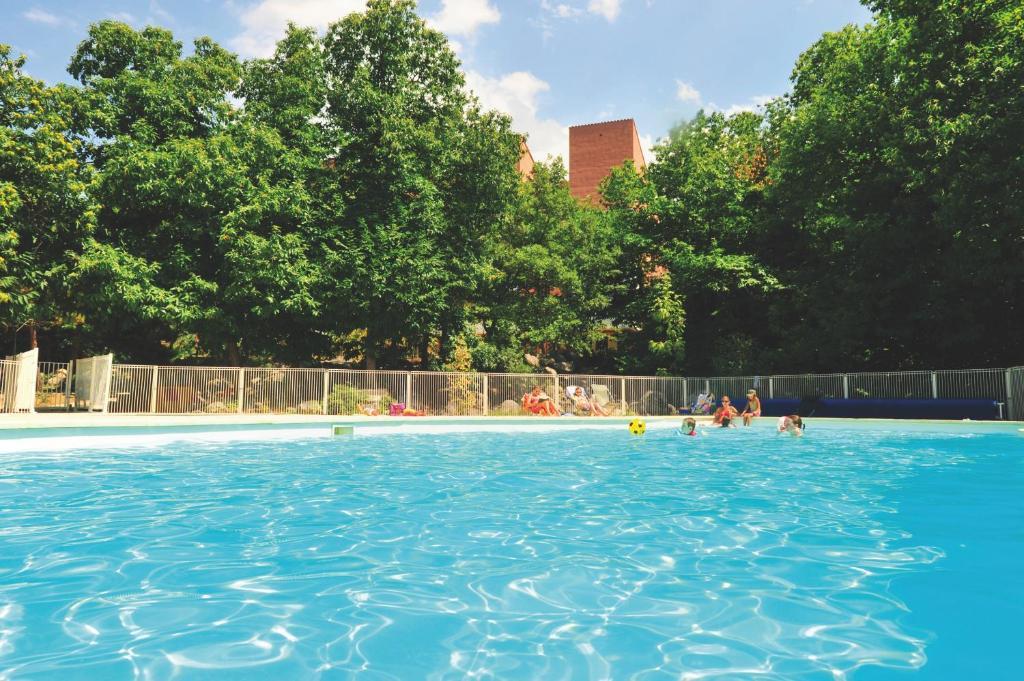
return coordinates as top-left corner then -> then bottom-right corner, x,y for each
515,138 -> 535,178
569,119 -> 646,202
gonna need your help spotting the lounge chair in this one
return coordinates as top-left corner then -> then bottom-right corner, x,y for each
565,385 -> 595,415
590,384 -> 619,415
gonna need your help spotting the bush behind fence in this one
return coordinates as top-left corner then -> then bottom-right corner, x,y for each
6,362 -> 1020,420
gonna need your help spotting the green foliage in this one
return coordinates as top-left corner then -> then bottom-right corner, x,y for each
477,159 -> 621,369
313,0 -> 521,369
3,0 -> 1020,374
326,382 -> 394,415
0,45 -> 95,345
759,0 -> 1024,370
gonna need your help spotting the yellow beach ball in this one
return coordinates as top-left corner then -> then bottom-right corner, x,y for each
628,418 -> 646,436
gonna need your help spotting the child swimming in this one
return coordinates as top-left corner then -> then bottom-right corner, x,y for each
682,417 -> 698,436
777,414 -> 804,437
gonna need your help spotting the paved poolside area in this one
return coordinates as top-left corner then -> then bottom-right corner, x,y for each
0,413 -> 696,431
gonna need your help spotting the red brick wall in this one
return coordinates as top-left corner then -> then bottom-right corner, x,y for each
569,119 -> 646,202
516,139 -> 535,178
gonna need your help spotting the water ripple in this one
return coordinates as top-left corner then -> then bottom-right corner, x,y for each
0,425 -> 1020,679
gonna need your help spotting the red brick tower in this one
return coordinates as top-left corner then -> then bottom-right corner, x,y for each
516,138 -> 535,178
569,119 -> 646,202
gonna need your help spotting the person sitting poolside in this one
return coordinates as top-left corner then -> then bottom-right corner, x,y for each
777,414 -> 804,437
523,385 -> 559,416
741,389 -> 762,426
713,395 -> 738,426
568,386 -> 609,416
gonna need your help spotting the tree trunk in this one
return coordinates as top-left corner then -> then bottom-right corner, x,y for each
438,326 -> 450,367
364,327 -> 377,370
225,339 -> 241,367
28,322 -> 38,350
418,337 -> 431,369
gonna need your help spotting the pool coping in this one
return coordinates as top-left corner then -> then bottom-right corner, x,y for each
1,412 -> 1020,436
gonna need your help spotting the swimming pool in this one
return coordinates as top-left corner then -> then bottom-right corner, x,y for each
0,421 -> 1021,679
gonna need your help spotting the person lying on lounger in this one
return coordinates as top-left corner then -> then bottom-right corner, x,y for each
567,386 -> 609,416
523,386 -> 559,416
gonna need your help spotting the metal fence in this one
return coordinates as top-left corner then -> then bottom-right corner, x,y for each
0,359 -> 17,414
686,368 -> 1012,402
8,362 -> 1024,419
35,361 -> 73,411
1008,366 -> 1024,421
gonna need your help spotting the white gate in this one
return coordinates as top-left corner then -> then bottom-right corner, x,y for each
74,354 -> 114,412
2,348 -> 38,413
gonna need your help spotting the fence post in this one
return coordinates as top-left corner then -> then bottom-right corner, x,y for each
100,353 -> 114,414
482,374 -> 489,415
1005,369 -> 1014,421
768,377 -> 774,399
65,358 -> 74,411
322,369 -> 330,415
237,368 -> 245,414
705,379 -> 710,395
683,379 -> 688,408
620,378 -> 627,413
931,371 -> 938,399
843,374 -> 850,399
406,372 -> 413,406
149,366 -> 159,414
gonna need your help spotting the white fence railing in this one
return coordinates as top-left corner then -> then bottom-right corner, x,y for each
35,361 -> 72,410
0,359 -> 19,414
73,354 -> 114,412
5,361 -> 1024,419
1008,366 -> 1024,421
2,349 -> 38,413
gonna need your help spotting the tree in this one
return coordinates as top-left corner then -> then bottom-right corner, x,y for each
603,115 -> 779,375
0,45 -> 94,353
764,0 -> 1024,370
475,159 -> 620,371
315,0 -> 521,369
69,22 -> 324,364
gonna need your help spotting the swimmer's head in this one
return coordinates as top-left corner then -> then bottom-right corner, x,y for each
683,417 -> 696,432
720,416 -> 732,428
792,415 -> 803,429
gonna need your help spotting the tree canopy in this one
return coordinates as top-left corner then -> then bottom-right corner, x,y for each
2,0 -> 1020,374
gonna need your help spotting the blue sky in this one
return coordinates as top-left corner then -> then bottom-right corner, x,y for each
4,0 -> 873,160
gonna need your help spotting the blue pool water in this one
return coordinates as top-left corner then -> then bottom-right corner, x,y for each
0,421 -> 1022,680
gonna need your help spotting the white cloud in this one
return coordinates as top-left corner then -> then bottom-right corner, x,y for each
708,94 -> 775,117
587,0 -> 622,21
675,80 -> 701,105
428,0 -> 500,37
230,0 -> 367,57
23,8 -> 63,26
109,11 -> 137,24
465,70 -> 569,161
147,0 -> 174,24
540,1 -> 583,19
638,133 -> 657,164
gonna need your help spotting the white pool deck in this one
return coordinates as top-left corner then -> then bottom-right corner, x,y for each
1,413 -> 1020,455
1,412 -> 1019,431
0,413 -> 695,431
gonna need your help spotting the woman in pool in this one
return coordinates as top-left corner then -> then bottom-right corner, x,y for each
713,396 -> 738,427
777,414 -> 804,436
741,389 -> 761,426
522,385 -> 559,416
